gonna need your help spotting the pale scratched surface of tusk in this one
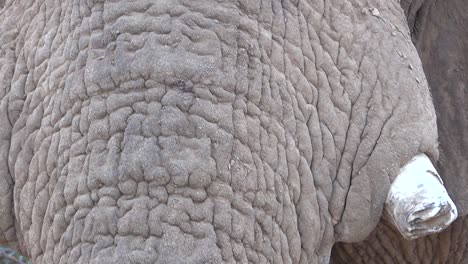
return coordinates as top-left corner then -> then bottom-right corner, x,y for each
385,154 -> 458,240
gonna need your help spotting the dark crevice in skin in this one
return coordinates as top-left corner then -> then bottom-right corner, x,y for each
400,0 -> 427,38
410,6 -> 423,38
408,2 -> 433,46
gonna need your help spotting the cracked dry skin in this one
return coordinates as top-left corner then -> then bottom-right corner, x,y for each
0,1 -> 439,263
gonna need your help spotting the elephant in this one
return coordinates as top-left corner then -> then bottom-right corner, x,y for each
331,0 -> 468,263
0,0 -> 463,263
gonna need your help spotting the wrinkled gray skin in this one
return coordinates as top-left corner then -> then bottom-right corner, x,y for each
0,0 -> 442,263
332,0 -> 468,263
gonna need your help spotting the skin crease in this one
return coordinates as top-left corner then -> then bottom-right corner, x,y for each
0,0 -> 439,263
331,0 -> 468,263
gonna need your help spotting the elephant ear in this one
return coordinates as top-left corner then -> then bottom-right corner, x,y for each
0,7 -> 18,249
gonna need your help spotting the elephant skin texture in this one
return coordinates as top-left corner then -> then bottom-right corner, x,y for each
331,0 -> 468,263
0,1 -> 443,263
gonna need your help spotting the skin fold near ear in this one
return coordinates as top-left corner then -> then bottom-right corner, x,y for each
385,154 -> 457,240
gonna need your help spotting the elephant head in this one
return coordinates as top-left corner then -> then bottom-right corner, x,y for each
0,0 -> 460,263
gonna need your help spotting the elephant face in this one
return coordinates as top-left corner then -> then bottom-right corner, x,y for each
0,0 -> 452,263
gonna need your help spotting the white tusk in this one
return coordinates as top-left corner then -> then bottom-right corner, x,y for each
385,154 -> 458,240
